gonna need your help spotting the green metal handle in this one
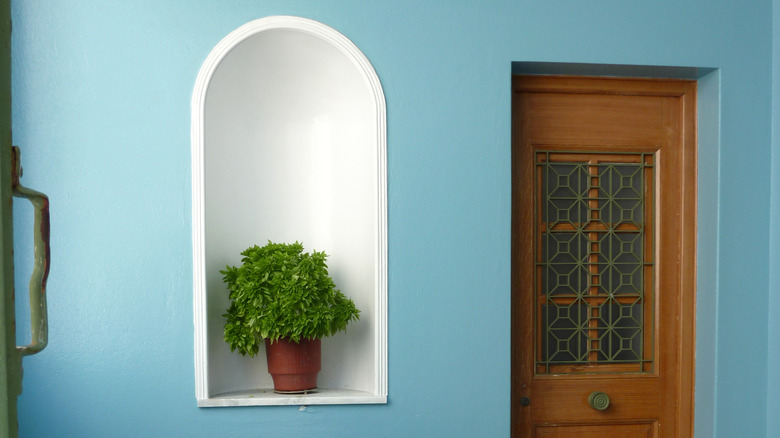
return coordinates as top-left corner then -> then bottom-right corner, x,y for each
11,146 -> 50,356
588,391 -> 610,411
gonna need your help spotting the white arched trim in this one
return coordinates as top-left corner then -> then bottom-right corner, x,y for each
192,16 -> 387,406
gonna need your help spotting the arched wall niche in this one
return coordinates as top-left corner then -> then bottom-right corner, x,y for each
192,16 -> 387,407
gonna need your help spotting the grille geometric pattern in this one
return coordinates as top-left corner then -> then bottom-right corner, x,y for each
535,151 -> 654,374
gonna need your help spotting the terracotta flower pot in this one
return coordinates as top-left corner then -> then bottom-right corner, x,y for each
265,337 -> 321,393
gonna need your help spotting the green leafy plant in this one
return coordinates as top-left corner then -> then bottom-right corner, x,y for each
221,241 -> 360,357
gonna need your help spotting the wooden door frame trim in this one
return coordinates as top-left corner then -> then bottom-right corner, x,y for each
510,75 -> 697,437
677,78 -> 697,438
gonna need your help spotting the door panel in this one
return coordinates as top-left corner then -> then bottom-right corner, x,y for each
529,377 -> 659,423
511,76 -> 696,437
535,422 -> 656,438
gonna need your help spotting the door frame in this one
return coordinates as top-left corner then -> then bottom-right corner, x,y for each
510,75 -> 697,436
0,0 -> 22,436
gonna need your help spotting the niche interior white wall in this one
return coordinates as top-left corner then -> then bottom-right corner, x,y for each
192,16 -> 387,407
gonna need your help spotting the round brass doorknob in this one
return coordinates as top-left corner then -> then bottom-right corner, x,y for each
588,391 -> 610,411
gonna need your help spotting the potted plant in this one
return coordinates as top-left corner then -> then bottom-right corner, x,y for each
221,241 -> 360,393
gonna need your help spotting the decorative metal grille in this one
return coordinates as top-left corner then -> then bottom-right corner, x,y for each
535,151 -> 654,374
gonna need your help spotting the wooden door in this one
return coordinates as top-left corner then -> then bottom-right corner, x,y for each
511,76 -> 696,437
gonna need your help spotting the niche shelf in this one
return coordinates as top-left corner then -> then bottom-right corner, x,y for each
191,16 -> 387,407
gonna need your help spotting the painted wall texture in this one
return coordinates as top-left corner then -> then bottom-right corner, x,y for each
8,1 -> 778,437
769,0 -> 780,435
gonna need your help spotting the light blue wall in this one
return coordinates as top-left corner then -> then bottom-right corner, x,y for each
769,0 -> 780,436
695,69 -> 721,438
9,1 -> 775,437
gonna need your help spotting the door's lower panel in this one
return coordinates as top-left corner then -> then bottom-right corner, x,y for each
530,376 -> 659,423
535,421 -> 656,438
